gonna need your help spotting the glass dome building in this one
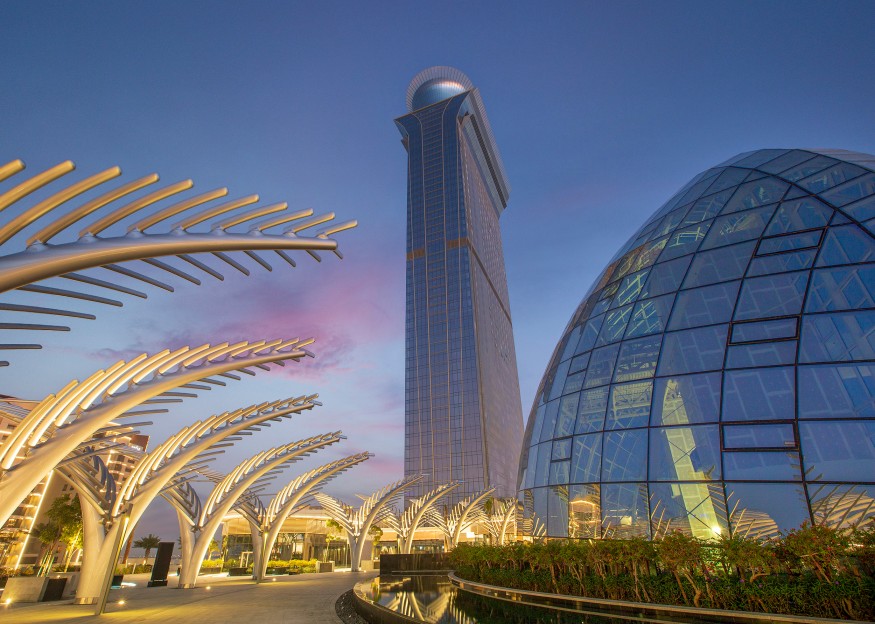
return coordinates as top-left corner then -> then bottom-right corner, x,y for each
518,148 -> 875,541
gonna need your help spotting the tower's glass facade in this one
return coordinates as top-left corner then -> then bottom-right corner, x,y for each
396,67 -> 524,504
518,149 -> 875,541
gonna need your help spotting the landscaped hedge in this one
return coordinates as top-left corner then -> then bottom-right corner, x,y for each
449,524 -> 875,621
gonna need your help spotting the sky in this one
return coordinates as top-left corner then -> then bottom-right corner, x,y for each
1,1 -> 874,543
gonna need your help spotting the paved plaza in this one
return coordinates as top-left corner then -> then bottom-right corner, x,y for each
3,571 -> 376,624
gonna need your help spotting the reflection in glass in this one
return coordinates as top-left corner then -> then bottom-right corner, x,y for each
569,484 -> 601,539
722,367 -> 795,421
650,482 -> 727,540
625,295 -> 674,338
658,325 -> 728,375
725,341 -> 797,368
602,430 -> 647,481
701,205 -> 775,249
798,364 -> 875,419
575,388 -> 608,434
727,482 -> 809,540
816,225 -> 875,266
806,265 -> 875,313
734,272 -> 809,320
800,421 -> 875,482
764,197 -> 832,235
723,451 -> 802,481
669,281 -> 740,330
602,483 -> 650,539
584,344 -> 621,388
613,335 -> 662,382
683,242 -> 755,287
799,310 -> 875,362
651,374 -> 720,425
606,381 -> 652,429
649,425 -> 720,481
809,483 -> 875,530
571,434 -> 602,483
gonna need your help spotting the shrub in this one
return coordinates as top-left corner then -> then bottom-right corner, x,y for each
449,523 -> 875,620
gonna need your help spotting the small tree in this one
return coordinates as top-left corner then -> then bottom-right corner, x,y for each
133,533 -> 162,563
324,519 -> 342,562
33,494 -> 82,575
207,538 -> 219,560
369,525 -> 383,559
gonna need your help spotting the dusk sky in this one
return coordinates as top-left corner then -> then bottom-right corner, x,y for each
2,1 -> 873,542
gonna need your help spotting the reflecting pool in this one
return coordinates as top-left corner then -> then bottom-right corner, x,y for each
357,575 -> 683,624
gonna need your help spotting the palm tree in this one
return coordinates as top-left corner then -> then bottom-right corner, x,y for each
133,533 -> 162,563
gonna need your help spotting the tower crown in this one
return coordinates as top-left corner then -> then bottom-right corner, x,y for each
406,66 -> 473,112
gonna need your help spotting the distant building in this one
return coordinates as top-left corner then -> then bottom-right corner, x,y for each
395,67 -> 524,503
519,148 -> 875,540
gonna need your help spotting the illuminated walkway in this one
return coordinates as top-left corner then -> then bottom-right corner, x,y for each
5,571 -> 376,623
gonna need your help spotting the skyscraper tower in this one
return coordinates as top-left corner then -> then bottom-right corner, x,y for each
395,67 -> 524,504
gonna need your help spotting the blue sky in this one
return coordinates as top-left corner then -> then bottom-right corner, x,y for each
2,1 -> 873,541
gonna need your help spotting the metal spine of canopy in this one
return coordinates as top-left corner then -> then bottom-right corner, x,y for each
423,488 -> 495,549
0,158 -> 357,365
314,474 -> 424,572
380,481 -> 461,554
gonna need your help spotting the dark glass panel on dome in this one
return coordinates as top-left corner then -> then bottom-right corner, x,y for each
730,318 -> 798,343
614,335 -> 662,382
602,429 -> 647,481
659,222 -> 712,261
723,423 -> 796,449
547,360 -> 571,401
559,325 -> 582,362
683,242 -> 755,288
683,191 -> 733,226
555,393 -> 580,438
757,230 -> 823,254
649,425 -> 720,481
723,452 -> 802,481
598,306 -> 633,346
758,150 -> 815,175
801,421 -> 875,482
600,281 -> 620,301
569,484 -> 601,539
725,341 -> 797,368
722,367 -> 795,422
650,482 -> 728,540
764,197 -> 832,235
747,249 -> 816,276
727,482 -> 809,539
816,226 -> 875,266
539,400 -> 560,443
842,195 -> 875,222
611,269 -> 650,308
640,256 -> 692,298
798,364 -> 875,419
669,281 -> 740,330
701,206 -> 776,250
779,155 -> 837,183
592,298 -> 611,316
575,387 -> 609,434
529,487 -> 548,525
651,374 -> 721,426
720,179 -> 789,215
547,486 -> 569,537
734,272 -> 809,320
533,442 -> 551,487
606,381 -> 653,429
529,404 -> 546,445
563,371 -> 584,395
733,149 -> 789,169
602,483 -> 650,539
706,168 -> 750,195
799,311 -> 875,363
569,352 -> 590,374
658,325 -> 728,375
626,295 -> 675,338
571,433 -> 602,483
552,437 -> 572,460
806,265 -> 875,313
584,344 -> 621,388
574,314 -> 605,355
809,483 -> 875,530
549,460 -> 570,485
651,207 -> 689,240
820,172 -> 875,208
799,163 -> 867,194
832,213 -> 852,225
